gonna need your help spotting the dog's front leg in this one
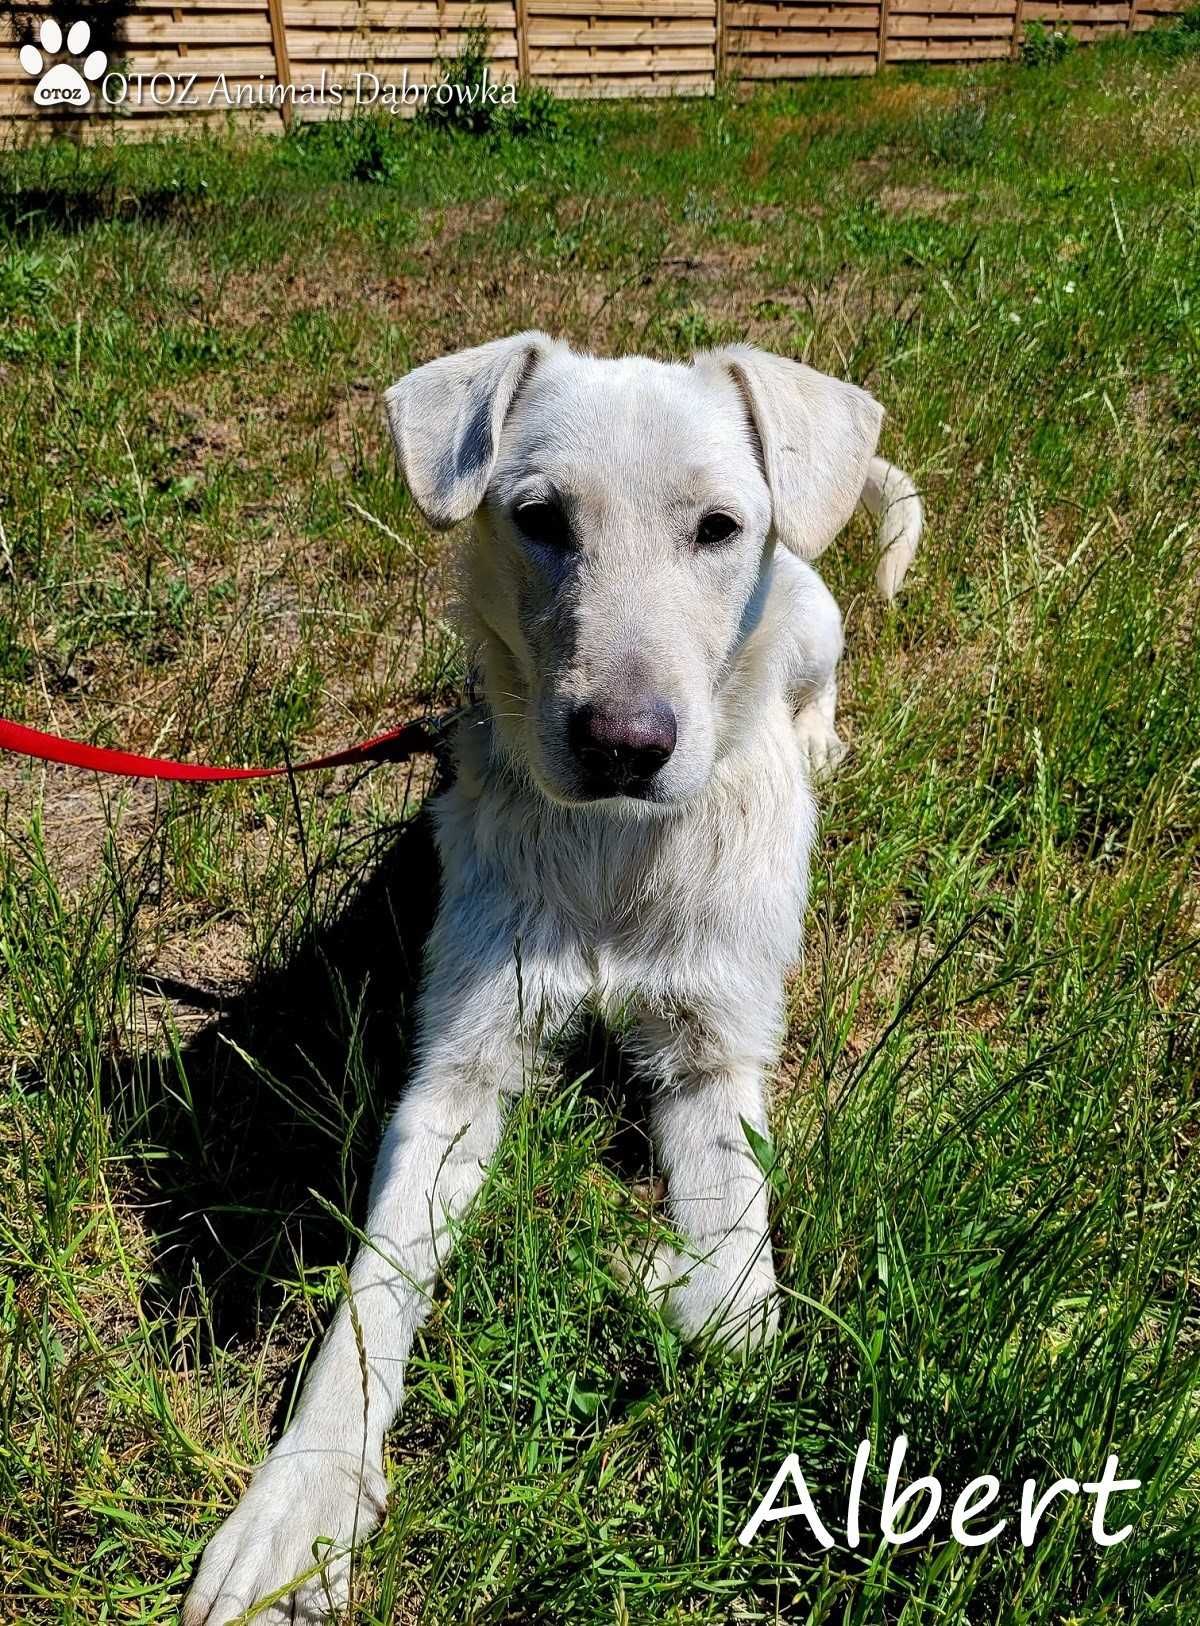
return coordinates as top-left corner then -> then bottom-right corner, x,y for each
184,986 -> 521,1626
645,1055 -> 779,1354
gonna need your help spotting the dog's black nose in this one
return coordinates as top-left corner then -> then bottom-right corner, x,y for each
568,700 -> 677,792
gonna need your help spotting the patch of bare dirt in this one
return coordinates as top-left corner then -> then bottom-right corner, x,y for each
854,153 -> 893,179
660,240 -> 764,279
880,184 -> 962,216
422,196 -> 507,252
155,400 -> 244,474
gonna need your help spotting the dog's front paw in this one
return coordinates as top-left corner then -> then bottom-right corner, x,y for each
663,1253 -> 780,1355
183,1438 -> 387,1625
794,703 -> 847,779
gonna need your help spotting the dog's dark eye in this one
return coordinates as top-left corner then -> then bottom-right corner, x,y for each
514,500 -> 569,550
696,512 -> 740,547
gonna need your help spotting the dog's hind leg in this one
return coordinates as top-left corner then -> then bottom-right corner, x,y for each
183,959 -> 528,1626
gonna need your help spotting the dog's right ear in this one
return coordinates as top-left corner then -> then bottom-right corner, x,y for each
385,331 -> 557,529
708,345 -> 883,561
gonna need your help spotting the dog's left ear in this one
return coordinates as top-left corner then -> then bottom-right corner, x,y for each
708,346 -> 884,559
385,331 -> 558,528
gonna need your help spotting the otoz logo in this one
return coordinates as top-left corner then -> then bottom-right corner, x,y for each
20,17 -> 106,107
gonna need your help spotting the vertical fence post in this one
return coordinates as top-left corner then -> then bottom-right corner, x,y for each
715,0 -> 727,85
266,0 -> 294,128
1009,0 -> 1026,57
876,0 -> 891,70
516,0 -> 531,85
1126,0 -> 1140,29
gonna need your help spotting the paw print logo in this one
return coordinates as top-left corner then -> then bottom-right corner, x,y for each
19,18 -> 107,108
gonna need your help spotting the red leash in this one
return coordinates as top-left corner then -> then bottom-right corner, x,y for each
0,714 -> 448,783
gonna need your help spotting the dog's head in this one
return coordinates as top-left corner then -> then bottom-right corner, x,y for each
386,333 -> 881,811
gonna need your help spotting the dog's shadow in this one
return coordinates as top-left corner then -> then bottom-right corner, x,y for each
121,795 -> 650,1348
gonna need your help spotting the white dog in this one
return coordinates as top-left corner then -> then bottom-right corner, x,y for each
184,334 -> 922,1623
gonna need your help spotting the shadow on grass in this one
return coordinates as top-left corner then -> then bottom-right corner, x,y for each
0,178 -> 212,233
110,786 -> 653,1353
115,805 -> 441,1348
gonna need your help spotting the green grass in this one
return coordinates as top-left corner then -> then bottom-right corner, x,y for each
2,20 -> 1200,1624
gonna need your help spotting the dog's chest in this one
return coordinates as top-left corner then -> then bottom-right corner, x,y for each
439,724 -> 813,998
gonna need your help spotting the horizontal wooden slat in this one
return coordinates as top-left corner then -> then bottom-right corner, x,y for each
728,25 -> 878,47
886,33 -> 1012,52
282,24 -> 515,38
888,14 -> 1013,32
733,28 -> 880,46
734,48 -> 877,70
132,0 -> 299,10
1023,1 -> 1129,17
527,0 -> 712,13
283,3 -> 515,22
531,45 -> 713,66
887,0 -> 1012,10
93,50 -> 281,72
286,36 -> 518,59
728,0 -> 877,17
529,23 -> 715,42
543,74 -> 714,94
121,15 -> 275,42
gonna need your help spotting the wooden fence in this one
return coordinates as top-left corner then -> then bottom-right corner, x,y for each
1,0 -> 1187,134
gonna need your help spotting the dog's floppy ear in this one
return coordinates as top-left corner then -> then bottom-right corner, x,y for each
385,331 -> 557,528
712,346 -> 884,559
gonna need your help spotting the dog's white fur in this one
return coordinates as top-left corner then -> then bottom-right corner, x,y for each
184,334 -> 922,1624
